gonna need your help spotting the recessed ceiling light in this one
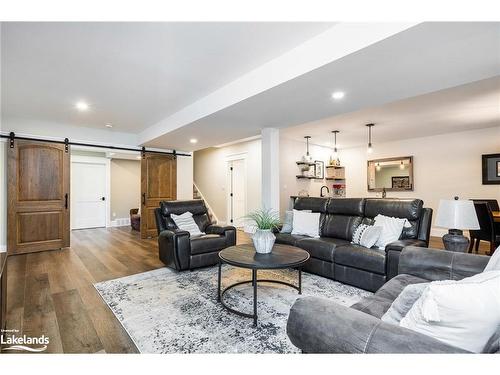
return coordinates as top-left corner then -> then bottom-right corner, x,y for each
190,139 -> 198,144
75,101 -> 89,111
331,91 -> 345,100
105,123 -> 113,128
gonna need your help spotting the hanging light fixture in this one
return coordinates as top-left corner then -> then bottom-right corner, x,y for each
366,123 -> 375,153
302,136 -> 312,163
332,130 -> 340,160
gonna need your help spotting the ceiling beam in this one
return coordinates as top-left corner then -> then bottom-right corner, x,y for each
139,22 -> 419,145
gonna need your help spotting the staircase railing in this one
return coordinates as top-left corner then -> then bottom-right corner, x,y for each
193,182 -> 219,224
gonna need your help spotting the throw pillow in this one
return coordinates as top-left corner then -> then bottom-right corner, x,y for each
374,214 -> 410,249
483,245 -> 500,272
291,210 -> 320,238
351,224 -> 382,248
381,282 -> 429,325
400,271 -> 500,353
171,211 -> 205,237
280,209 -> 311,234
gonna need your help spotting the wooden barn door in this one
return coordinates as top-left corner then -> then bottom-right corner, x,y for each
7,140 -> 70,255
141,153 -> 176,238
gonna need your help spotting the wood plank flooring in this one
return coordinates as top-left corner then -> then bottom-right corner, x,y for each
3,227 -> 489,354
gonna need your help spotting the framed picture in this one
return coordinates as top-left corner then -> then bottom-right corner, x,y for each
482,153 -> 500,185
391,176 -> 411,189
314,160 -> 324,179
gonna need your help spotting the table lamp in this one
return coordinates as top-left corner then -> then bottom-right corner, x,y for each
435,197 -> 480,252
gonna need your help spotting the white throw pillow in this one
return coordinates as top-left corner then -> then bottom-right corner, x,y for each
280,209 -> 311,234
351,224 -> 382,248
483,246 -> 500,272
373,214 -> 409,249
291,210 -> 320,238
171,211 -> 205,237
400,271 -> 500,353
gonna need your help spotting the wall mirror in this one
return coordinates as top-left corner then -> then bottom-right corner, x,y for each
367,156 -> 413,191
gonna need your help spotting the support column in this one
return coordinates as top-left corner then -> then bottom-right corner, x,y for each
261,128 -> 280,212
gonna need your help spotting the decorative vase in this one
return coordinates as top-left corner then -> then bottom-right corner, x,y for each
252,229 -> 276,254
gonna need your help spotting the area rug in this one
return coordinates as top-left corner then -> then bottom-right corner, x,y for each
94,266 -> 371,353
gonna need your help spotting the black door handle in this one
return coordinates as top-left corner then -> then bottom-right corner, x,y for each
101,197 -> 106,201
142,193 -> 146,205
65,193 -> 68,209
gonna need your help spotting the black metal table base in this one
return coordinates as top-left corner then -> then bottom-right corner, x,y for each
217,263 -> 302,326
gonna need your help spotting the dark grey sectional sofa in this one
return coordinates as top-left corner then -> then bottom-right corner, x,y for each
287,247 -> 499,353
275,197 -> 433,292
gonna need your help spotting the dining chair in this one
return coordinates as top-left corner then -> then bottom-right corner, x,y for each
471,199 -> 499,211
469,202 -> 499,255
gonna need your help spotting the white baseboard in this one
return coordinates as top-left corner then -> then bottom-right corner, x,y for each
109,217 -> 131,227
0,245 -> 6,253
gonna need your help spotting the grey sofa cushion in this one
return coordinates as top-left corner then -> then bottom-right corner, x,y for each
274,233 -> 309,246
375,273 -> 429,301
335,244 -> 386,274
484,329 -> 500,353
350,273 -> 429,318
296,237 -> 350,262
381,282 -> 429,325
350,295 -> 394,319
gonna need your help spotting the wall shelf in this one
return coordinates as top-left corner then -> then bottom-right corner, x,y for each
296,161 -> 315,166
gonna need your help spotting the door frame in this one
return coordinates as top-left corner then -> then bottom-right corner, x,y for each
225,153 -> 247,228
70,155 -> 111,229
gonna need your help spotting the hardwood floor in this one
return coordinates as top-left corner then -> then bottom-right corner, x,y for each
3,227 -> 490,354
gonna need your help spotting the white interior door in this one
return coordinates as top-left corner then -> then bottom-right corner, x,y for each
71,159 -> 108,230
228,159 -> 246,228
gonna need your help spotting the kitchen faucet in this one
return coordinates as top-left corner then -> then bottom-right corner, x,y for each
320,185 -> 330,197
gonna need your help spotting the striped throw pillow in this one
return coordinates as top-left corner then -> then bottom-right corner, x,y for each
171,211 -> 204,237
351,224 -> 382,248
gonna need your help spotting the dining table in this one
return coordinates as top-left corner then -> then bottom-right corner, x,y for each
493,211 -> 500,223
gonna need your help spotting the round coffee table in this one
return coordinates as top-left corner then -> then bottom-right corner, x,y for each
217,243 -> 310,326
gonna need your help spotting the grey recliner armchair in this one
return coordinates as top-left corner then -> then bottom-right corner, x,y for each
287,247 -> 499,353
154,200 -> 236,271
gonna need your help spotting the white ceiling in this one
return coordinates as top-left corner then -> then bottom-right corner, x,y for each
2,22 -> 499,152
145,22 -> 500,151
1,22 -> 333,131
282,76 -> 500,149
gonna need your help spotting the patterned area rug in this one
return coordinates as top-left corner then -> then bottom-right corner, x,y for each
94,266 -> 371,353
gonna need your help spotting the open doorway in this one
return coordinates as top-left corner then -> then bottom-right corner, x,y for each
70,149 -> 141,232
226,155 -> 247,228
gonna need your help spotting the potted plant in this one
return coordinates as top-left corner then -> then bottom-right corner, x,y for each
244,208 -> 281,254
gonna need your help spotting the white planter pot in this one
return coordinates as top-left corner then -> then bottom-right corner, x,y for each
252,229 -> 276,254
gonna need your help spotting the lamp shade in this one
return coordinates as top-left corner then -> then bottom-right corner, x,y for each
435,199 -> 480,230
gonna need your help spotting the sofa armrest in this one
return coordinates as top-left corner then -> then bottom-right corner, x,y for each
287,297 -> 468,353
385,239 -> 427,253
205,225 -> 237,246
399,246 -> 489,281
158,229 -> 191,270
385,239 -> 427,280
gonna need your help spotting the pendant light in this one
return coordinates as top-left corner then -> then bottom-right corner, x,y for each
366,123 -> 375,153
302,136 -> 312,163
332,130 -> 339,158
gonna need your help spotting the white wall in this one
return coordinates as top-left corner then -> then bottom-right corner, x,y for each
176,155 -> 194,200
194,139 -> 262,224
280,126 -> 500,236
0,141 -> 6,252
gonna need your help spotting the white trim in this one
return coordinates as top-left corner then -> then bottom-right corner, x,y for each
0,245 -> 6,253
226,153 -> 248,228
70,154 -> 111,229
214,135 -> 261,148
110,218 -> 131,227
193,182 -> 219,224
